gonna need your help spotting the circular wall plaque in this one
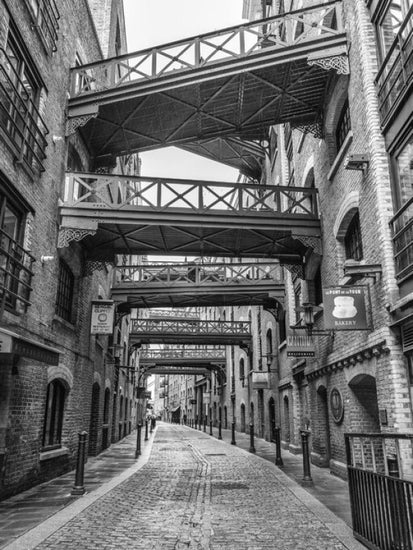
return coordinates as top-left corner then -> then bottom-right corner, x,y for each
330,387 -> 344,424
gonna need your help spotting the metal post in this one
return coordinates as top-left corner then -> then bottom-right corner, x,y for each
209,418 -> 213,436
203,416 -> 207,432
144,419 -> 149,441
231,420 -> 236,445
71,431 -> 87,495
218,420 -> 222,440
150,418 -> 154,433
135,423 -> 142,458
274,426 -> 283,466
249,422 -> 256,453
301,430 -> 313,486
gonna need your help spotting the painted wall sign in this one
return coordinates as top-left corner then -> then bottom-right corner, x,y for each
287,335 -> 315,357
330,387 -> 344,423
323,286 -> 369,330
90,301 -> 115,334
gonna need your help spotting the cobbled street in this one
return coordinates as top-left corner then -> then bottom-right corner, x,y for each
25,424 -> 363,550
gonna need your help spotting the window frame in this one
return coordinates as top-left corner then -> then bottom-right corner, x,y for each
335,99 -> 351,152
55,259 -> 75,322
42,379 -> 66,450
344,211 -> 364,261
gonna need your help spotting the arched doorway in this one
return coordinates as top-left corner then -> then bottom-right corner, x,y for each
316,385 -> 330,466
348,374 -> 380,431
89,382 -> 101,456
283,396 -> 290,443
240,403 -> 246,432
268,397 -> 276,441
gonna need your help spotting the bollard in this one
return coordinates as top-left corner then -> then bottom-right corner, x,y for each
135,423 -> 142,458
300,430 -> 313,486
274,426 -> 284,466
231,420 -> 236,445
144,419 -> 149,441
218,420 -> 222,440
203,416 -> 207,432
249,422 -> 256,453
71,431 -> 87,495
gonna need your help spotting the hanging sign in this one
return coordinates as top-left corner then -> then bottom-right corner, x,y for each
252,371 -> 270,389
323,286 -> 369,330
90,301 -> 115,334
287,335 -> 315,357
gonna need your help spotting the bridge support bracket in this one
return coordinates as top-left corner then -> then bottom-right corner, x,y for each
57,227 -> 97,248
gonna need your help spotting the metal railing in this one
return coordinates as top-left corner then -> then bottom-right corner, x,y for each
390,195 -> 413,281
140,348 -> 226,362
114,261 -> 282,285
69,2 -> 343,97
131,319 -> 251,336
63,172 -> 319,218
0,228 -> 35,317
25,0 -> 60,53
0,49 -> 49,172
376,5 -> 413,126
345,432 -> 413,550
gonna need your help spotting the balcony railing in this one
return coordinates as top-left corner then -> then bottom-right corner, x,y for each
0,228 -> 35,316
63,172 -> 319,218
131,319 -> 251,336
376,5 -> 413,127
115,262 -> 282,286
25,0 -> 60,53
69,2 -> 343,97
390,196 -> 413,281
0,49 -> 49,172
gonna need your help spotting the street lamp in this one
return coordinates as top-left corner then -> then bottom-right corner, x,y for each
295,303 -> 323,336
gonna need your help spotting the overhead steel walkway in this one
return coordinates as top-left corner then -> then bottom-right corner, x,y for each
66,2 -> 347,176
129,318 -> 251,347
58,172 -> 320,274
112,261 -> 284,311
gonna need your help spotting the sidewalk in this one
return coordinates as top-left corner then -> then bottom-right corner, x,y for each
0,426 -> 154,549
0,422 -> 353,549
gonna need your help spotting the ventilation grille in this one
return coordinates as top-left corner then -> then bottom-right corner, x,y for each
402,321 -> 413,352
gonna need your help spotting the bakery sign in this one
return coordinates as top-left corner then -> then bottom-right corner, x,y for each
323,286 -> 370,330
90,300 -> 115,334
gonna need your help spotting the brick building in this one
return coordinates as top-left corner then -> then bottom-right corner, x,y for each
0,0 -> 138,499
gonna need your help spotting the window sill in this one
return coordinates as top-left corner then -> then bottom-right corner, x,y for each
52,315 -> 75,331
327,131 -> 353,182
39,446 -> 69,461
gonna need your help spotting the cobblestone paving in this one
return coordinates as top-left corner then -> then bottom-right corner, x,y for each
35,425 -> 357,549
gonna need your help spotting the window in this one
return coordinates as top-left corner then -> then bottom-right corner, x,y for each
344,212 -> 363,261
0,188 -> 34,313
375,1 -> 410,61
55,259 -> 74,322
335,100 -> 351,151
0,22 -> 47,172
394,132 -> 413,209
42,380 -> 65,449
313,266 -> 323,306
239,358 -> 245,382
25,0 -> 60,53
278,315 -> 286,344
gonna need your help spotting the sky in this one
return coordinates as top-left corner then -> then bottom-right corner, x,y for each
123,0 -> 247,182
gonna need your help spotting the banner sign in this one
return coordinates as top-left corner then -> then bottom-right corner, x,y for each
323,286 -> 369,330
90,301 -> 114,334
252,371 -> 270,389
287,335 -> 315,357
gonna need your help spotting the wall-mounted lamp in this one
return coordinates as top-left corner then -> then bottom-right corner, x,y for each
295,302 -> 323,335
344,154 -> 369,171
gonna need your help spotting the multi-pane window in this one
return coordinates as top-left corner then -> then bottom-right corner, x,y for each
335,100 -> 351,151
0,23 -> 48,172
0,190 -> 34,313
55,260 -> 74,322
26,0 -> 60,53
42,380 -> 65,449
344,212 -> 363,261
395,132 -> 413,209
375,0 -> 411,61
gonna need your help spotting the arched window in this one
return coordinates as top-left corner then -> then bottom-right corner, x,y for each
42,380 -> 66,449
239,357 -> 245,382
266,328 -> 273,365
344,212 -> 363,261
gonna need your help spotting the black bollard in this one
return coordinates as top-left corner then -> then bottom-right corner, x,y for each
135,423 -> 142,458
274,426 -> 283,466
218,420 -> 222,440
209,419 -> 213,436
300,430 -> 313,486
145,419 -> 149,441
71,431 -> 87,495
231,420 -> 236,445
203,416 -> 207,432
249,422 -> 256,453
